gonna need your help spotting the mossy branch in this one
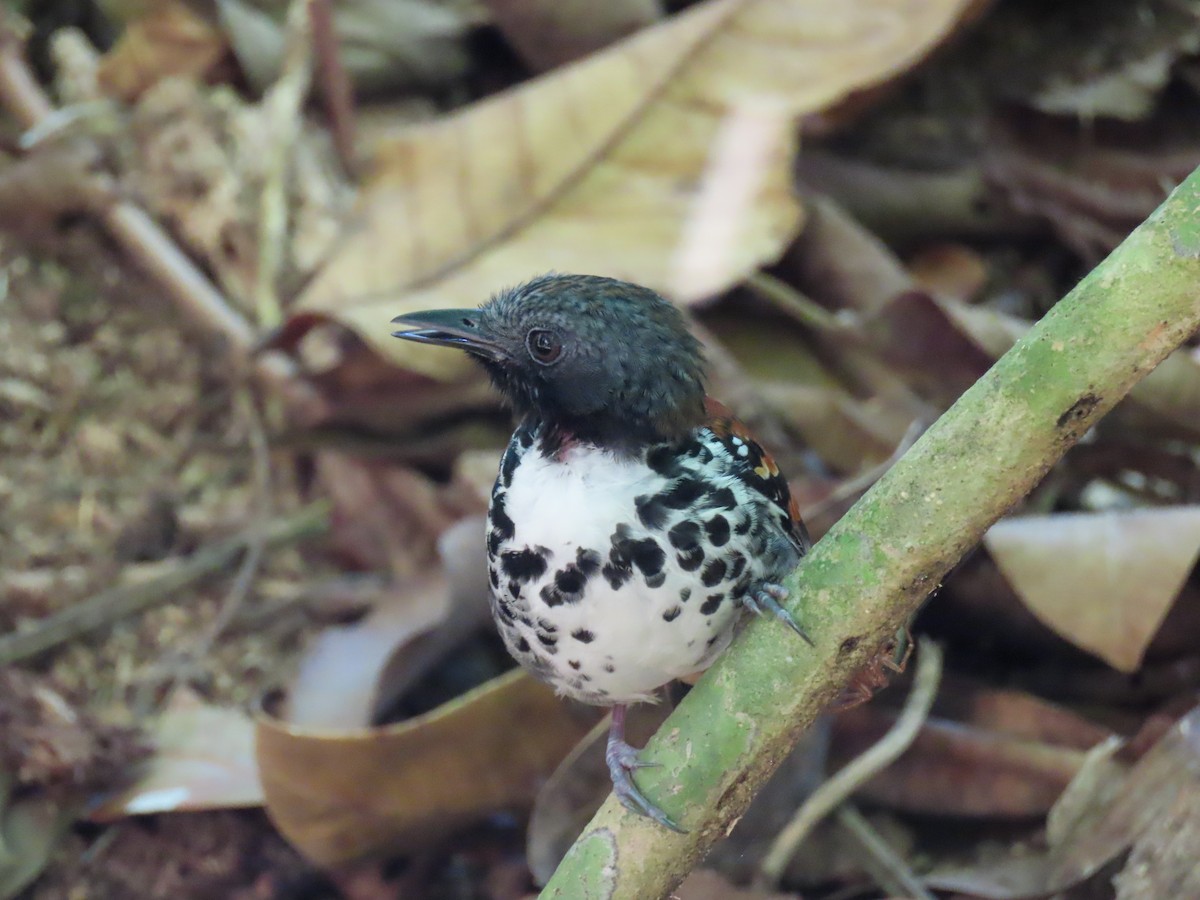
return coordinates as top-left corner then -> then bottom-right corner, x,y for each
540,168 -> 1200,897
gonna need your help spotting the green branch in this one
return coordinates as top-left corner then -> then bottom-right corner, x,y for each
540,169 -> 1200,897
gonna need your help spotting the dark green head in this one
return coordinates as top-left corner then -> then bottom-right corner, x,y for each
391,274 -> 706,450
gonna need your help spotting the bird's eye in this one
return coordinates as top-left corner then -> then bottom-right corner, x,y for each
526,329 -> 563,365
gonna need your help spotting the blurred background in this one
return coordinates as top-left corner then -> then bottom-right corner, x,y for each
2,0 -> 1200,897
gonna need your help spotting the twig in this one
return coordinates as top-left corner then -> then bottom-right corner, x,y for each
834,804 -> 935,900
309,0 -> 356,174
254,0 -> 314,330
0,502 -> 330,666
757,637 -> 943,887
745,271 -> 841,332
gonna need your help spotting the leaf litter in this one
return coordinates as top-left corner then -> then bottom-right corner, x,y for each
7,0 -> 1200,896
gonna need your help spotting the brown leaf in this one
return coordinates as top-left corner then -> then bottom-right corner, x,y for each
985,508 -> 1200,672
97,1 -> 230,102
296,0 -> 976,373
256,669 -> 597,866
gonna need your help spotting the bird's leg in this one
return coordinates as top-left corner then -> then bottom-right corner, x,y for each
741,582 -> 814,646
604,704 -> 686,833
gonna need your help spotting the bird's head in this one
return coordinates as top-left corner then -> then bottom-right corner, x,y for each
391,274 -> 706,450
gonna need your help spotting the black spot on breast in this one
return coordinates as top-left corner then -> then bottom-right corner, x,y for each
668,520 -> 701,550
490,494 -> 515,539
779,513 -> 792,532
576,547 -> 601,575
734,516 -> 753,536
705,515 -> 730,547
663,478 -> 707,509
702,558 -> 728,587
571,628 -> 595,643
603,663 -> 616,673
517,423 -> 536,448
541,557 -> 591,606
537,632 -> 557,647
502,546 -> 548,582
635,493 -> 669,529
662,604 -> 682,622
706,487 -> 737,511
569,659 -> 582,670
516,636 -> 530,652
537,617 -> 557,632
488,567 -> 500,589
508,581 -> 520,598
677,547 -> 704,571
728,551 -> 747,580
700,593 -> 724,614
679,587 -> 691,603
631,538 -> 665,578
645,571 -> 666,589
487,530 -> 502,556
602,561 -> 632,590
706,634 -> 721,647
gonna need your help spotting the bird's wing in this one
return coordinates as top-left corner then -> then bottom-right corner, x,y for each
703,397 -> 811,555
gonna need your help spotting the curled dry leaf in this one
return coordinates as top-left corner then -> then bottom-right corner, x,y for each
296,0 -> 977,375
88,689 -> 261,819
256,669 -> 597,866
984,507 -> 1200,672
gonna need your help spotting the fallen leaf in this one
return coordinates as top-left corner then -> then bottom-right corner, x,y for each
286,515 -> 491,729
0,787 -> 73,900
927,704 -> 1200,898
89,690 -> 261,819
296,0 -> 976,373
985,507 -> 1200,672
257,668 -> 598,866
675,869 -> 797,899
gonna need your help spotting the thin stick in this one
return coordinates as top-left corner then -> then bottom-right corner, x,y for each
835,804 -> 935,900
757,638 -> 942,886
0,503 -> 330,666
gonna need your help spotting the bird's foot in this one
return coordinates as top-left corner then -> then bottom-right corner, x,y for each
604,706 -> 686,833
742,582 -> 814,646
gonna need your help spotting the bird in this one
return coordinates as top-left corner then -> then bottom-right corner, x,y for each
391,273 -> 811,831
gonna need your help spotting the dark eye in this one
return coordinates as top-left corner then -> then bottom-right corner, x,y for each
526,329 -> 563,365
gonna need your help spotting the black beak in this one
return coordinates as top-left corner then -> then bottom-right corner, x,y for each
390,308 -> 506,361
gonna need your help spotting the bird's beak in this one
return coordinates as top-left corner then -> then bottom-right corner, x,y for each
390,308 -> 506,361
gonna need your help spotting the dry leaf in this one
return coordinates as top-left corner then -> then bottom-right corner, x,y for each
97,1 -> 229,101
256,669 -> 597,866
89,689 -> 261,819
985,508 -> 1200,672
296,0 -> 975,374
927,704 -> 1200,899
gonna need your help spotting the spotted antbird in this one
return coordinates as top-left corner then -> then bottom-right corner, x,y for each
391,273 -> 811,831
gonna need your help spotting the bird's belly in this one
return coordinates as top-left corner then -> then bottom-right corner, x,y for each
486,441 -> 758,704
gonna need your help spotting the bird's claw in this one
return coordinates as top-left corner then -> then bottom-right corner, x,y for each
742,582 -> 814,646
605,739 -> 686,833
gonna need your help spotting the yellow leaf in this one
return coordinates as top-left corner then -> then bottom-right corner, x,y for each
297,0 -> 976,377
256,669 -> 598,866
984,508 -> 1200,672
